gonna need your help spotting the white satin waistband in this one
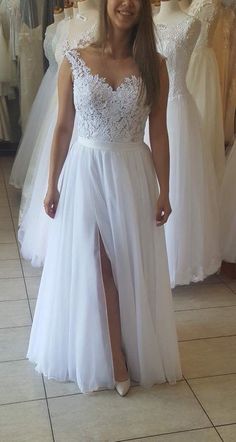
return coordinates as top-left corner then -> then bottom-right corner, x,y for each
76,136 -> 146,151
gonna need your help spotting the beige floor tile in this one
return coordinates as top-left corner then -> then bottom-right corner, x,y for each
0,400 -> 53,442
48,382 -> 210,441
189,374 -> 236,426
225,281 -> 236,294
21,259 -> 42,277
176,306 -> 236,341
180,336 -> 236,379
0,243 -> 19,260
29,298 -> 36,317
44,378 -> 81,398
25,277 -> 41,299
217,424 -> 236,441
0,360 -> 45,405
131,428 -> 221,441
0,277 -> 26,301
0,259 -> 22,278
0,228 -> 16,243
173,284 -> 236,311
0,300 -> 31,328
0,326 -> 31,361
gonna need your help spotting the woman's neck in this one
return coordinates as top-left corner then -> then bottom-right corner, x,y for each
78,0 -> 94,14
64,7 -> 73,19
53,11 -> 65,24
106,27 -> 133,60
178,0 -> 190,11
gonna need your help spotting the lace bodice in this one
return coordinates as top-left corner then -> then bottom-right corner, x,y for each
155,16 -> 201,99
188,0 -> 220,48
65,49 -> 150,143
43,23 -> 58,72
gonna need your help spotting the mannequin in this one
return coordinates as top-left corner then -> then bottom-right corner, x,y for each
53,8 -> 65,24
78,0 -> 96,15
178,0 -> 190,10
155,0 -> 188,25
64,2 -> 73,20
73,1 -> 78,18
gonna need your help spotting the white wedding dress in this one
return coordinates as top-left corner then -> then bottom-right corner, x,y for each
27,48 -> 182,393
186,0 -> 225,184
18,19 -> 98,268
220,139 -> 236,263
154,16 -> 221,288
9,22 -> 59,189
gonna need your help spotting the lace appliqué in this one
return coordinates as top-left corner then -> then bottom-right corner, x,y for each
64,49 -> 150,143
156,16 -> 201,100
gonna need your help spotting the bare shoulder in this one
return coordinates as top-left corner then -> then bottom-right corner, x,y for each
78,45 -> 101,59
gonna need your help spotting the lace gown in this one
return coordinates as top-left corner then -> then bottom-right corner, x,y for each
10,22 -> 59,189
220,139 -> 236,263
27,49 -> 182,393
18,20 -> 98,267
186,0 -> 225,184
154,16 -> 221,288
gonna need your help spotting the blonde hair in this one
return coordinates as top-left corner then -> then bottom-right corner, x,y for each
94,0 -> 160,106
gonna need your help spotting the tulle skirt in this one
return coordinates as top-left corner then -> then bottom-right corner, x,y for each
165,92 -> 221,288
220,140 -> 236,263
18,96 -> 79,266
9,67 -> 57,189
27,137 -> 182,393
186,47 -> 225,184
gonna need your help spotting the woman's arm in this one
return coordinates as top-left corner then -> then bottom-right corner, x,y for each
149,57 -> 171,226
44,58 -> 75,218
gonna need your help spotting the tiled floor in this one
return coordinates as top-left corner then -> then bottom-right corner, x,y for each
0,156 -> 236,442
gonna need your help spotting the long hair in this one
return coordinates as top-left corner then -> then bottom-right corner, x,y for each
95,0 -> 160,106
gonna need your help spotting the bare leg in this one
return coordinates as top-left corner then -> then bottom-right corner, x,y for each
99,235 -> 128,382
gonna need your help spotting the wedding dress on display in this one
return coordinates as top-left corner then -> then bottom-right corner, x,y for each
27,47 -> 182,393
154,15 -> 221,288
220,139 -> 236,263
18,23 -> 44,131
186,0 -> 225,184
18,14 -> 99,267
215,7 -> 236,145
9,17 -> 63,189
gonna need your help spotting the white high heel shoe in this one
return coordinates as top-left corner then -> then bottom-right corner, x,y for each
115,377 -> 131,397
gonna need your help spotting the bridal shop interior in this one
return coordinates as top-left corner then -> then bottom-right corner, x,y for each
0,0 -> 236,441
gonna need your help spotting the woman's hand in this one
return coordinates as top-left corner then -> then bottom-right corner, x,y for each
156,193 -> 172,226
44,188 -> 60,219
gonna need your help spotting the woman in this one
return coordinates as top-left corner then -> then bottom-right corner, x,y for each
27,0 -> 182,396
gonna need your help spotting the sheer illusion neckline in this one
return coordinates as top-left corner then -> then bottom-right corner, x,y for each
74,50 -> 142,93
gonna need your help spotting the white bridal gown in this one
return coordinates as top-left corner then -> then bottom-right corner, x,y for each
154,16 -> 221,288
27,49 -> 182,393
9,22 -> 59,189
186,0 -> 225,184
18,21 -> 98,267
220,140 -> 236,263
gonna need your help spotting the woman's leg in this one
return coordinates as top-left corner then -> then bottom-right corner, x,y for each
99,235 -> 128,382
